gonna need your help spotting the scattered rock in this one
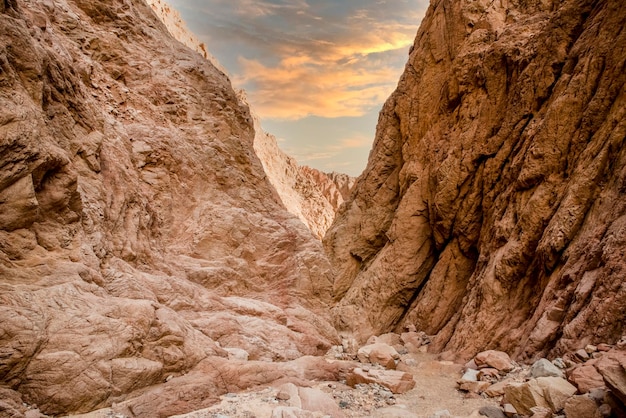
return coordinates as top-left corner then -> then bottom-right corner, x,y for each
504,380 -> 550,415
536,376 -> 577,413
529,406 -> 553,418
575,349 -> 590,362
298,387 -> 344,417
401,332 -> 427,353
563,395 -> 599,418
346,368 -> 416,394
459,381 -> 491,394
478,368 -> 501,382
357,343 -> 400,370
595,351 -> 626,406
478,405 -> 506,418
484,379 -> 514,398
474,351 -> 514,373
460,369 -> 480,383
502,404 -> 517,418
530,359 -> 564,378
568,363 -> 605,393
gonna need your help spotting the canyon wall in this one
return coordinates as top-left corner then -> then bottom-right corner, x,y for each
325,0 -> 626,360
0,0 -> 340,415
144,2 -> 354,239
250,107 -> 355,239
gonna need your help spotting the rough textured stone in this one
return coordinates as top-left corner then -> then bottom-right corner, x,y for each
595,351 -> 626,406
502,404 -> 517,418
474,351 -> 514,372
504,380 -> 550,416
537,376 -> 577,413
568,362 -> 605,393
484,379 -> 514,398
530,359 -> 564,378
298,387 -> 345,417
478,406 -> 506,418
346,367 -> 416,394
563,395 -> 599,418
323,0 -> 626,360
0,0 -> 341,415
529,406 -> 553,418
357,343 -> 400,369
459,380 -> 490,394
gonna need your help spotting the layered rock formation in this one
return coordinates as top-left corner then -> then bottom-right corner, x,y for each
250,108 -> 355,239
0,0 -> 340,415
144,2 -> 355,240
325,0 -> 626,360
145,0 -> 224,73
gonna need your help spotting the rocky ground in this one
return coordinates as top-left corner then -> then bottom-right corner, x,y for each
56,331 -> 624,418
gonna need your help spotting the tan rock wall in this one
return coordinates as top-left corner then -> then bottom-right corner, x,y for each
248,102 -> 355,239
0,0 -> 338,415
325,0 -> 626,360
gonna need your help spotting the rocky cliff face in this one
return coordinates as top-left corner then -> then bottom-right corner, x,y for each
144,3 -> 354,240
0,0 -> 340,415
325,0 -> 626,360
250,110 -> 355,239
144,0 -> 226,75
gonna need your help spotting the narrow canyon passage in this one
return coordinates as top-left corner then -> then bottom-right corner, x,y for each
0,0 -> 624,417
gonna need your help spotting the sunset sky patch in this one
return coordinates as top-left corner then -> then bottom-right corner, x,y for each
165,0 -> 428,175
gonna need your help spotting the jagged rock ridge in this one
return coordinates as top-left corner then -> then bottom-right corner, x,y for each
145,2 -> 355,239
0,0 -> 342,416
325,0 -> 626,360
249,103 -> 356,239
145,0 -> 225,74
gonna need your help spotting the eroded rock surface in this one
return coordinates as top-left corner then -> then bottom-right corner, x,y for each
249,106 -> 355,239
0,0 -> 339,415
325,0 -> 626,358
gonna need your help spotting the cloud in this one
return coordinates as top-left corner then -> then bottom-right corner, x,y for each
166,0 -> 428,120
234,54 -> 401,119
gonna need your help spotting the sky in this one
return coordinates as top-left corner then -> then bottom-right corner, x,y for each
166,0 -> 429,176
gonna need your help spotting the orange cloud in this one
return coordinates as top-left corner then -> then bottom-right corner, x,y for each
230,8 -> 424,120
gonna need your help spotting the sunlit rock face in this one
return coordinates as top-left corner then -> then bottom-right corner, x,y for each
250,108 -> 356,239
145,1 -> 355,241
325,0 -> 626,360
0,0 -> 339,415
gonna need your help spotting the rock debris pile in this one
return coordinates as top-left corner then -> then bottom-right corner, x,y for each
457,343 -> 626,417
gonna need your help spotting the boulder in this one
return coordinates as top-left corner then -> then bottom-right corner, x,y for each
568,363 -> 605,393
474,351 -> 514,372
401,332 -> 426,353
357,343 -> 399,370
563,395 -> 599,418
298,387 -> 344,417
459,380 -> 491,394
276,383 -> 301,407
485,379 -> 514,397
536,376 -> 577,413
502,404 -> 517,417
460,368 -> 480,383
346,367 -> 415,394
504,380 -> 550,415
478,405 -> 506,418
529,406 -> 552,418
530,359 -> 564,378
575,349 -> 590,362
595,351 -> 626,406
271,406 -> 319,418
479,368 -> 501,381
